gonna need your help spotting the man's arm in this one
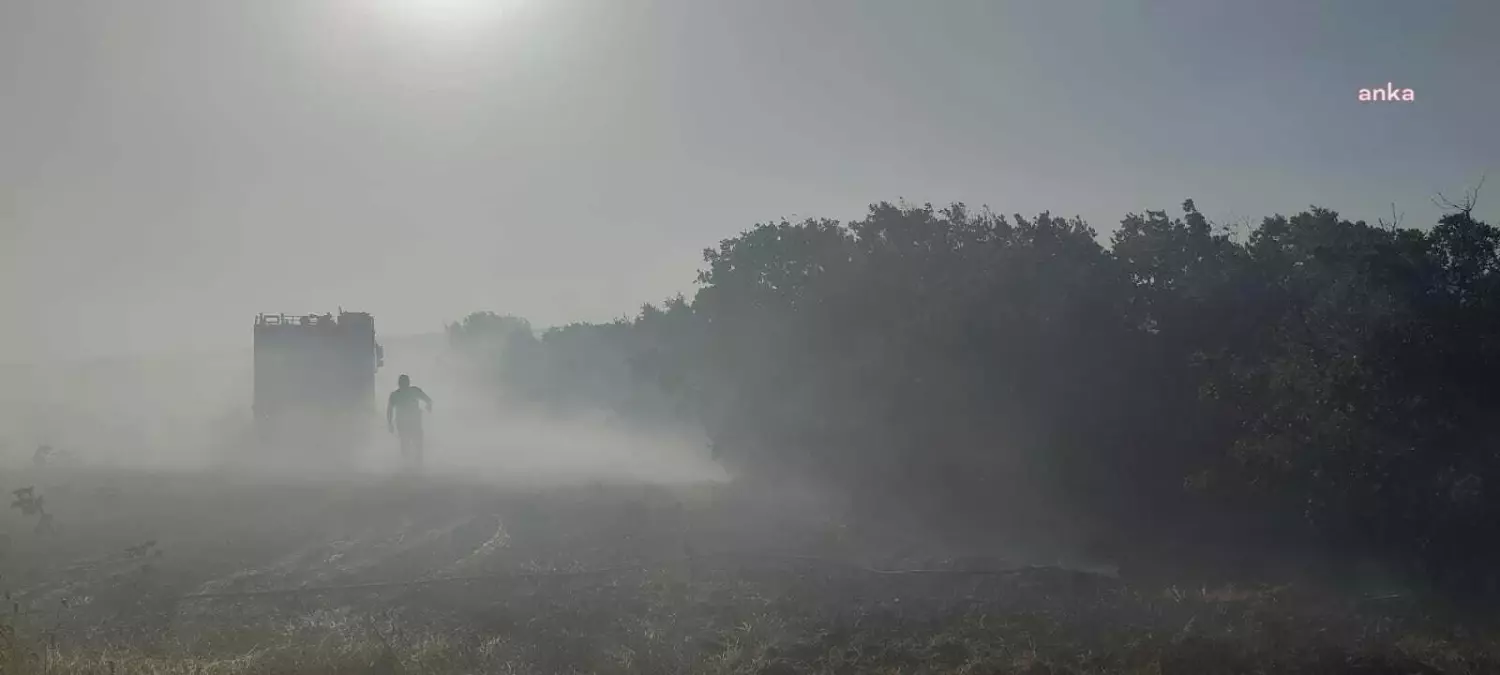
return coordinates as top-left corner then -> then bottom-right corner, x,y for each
386,392 -> 395,431
417,388 -> 433,412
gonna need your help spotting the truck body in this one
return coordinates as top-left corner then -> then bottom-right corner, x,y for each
253,311 -> 384,451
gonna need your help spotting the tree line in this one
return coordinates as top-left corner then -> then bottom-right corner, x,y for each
446,194 -> 1500,592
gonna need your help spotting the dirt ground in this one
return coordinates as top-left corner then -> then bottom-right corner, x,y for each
0,465 -> 1496,675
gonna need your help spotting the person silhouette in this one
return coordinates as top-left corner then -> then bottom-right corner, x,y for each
386,374 -> 433,468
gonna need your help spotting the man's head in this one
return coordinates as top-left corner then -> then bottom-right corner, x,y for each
398,374 -> 410,389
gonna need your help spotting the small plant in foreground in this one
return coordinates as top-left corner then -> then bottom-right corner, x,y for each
9,490 -> 51,535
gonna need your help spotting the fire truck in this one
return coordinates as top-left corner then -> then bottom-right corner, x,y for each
253,311 -> 384,452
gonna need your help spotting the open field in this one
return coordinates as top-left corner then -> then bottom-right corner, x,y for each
0,466 -> 1497,675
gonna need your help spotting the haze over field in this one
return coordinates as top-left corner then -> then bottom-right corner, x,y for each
0,332 -> 723,487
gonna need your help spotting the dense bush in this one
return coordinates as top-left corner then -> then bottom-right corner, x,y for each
447,196 -> 1500,590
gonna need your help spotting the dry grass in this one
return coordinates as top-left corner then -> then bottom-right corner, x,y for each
0,466 -> 1496,674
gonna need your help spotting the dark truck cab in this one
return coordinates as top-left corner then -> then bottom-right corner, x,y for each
253,311 -> 384,453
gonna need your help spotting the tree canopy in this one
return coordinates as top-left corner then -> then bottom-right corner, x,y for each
448,198 -> 1500,593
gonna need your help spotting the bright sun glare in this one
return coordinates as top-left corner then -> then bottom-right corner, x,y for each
374,0 -> 515,40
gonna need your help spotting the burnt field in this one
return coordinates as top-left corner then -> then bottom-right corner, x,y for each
0,467 -> 1493,675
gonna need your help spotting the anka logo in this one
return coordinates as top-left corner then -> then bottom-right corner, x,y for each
1358,82 -> 1414,102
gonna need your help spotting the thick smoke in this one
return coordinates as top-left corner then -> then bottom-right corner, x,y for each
0,353 -> 252,471
374,331 -> 725,485
0,329 -> 725,487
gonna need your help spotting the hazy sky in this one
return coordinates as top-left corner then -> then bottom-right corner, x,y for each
3,0 -> 1496,362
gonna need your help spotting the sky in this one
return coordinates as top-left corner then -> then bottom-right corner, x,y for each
2,0 -> 1497,363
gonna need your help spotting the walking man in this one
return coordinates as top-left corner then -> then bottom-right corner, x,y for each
387,374 -> 433,469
